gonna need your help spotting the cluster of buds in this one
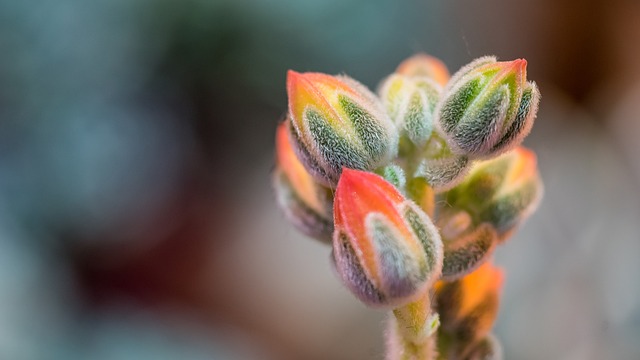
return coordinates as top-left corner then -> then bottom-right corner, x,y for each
273,53 -> 543,360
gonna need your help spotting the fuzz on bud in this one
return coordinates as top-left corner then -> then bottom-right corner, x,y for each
287,71 -> 397,187
332,169 -> 443,308
378,73 -> 441,153
395,53 -> 450,85
438,211 -> 498,280
435,262 -> 504,343
436,56 -> 540,159
414,132 -> 471,191
273,120 -> 334,242
444,146 -> 543,238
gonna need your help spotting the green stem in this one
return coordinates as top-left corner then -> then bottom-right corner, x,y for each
386,291 -> 440,360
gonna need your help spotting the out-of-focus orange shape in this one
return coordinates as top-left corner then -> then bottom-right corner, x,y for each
396,53 -> 451,86
456,262 -> 504,317
275,120 -> 325,214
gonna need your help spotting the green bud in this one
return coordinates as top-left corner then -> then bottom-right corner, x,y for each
414,132 -> 471,191
379,74 -> 441,154
438,211 -> 498,280
444,147 -> 543,238
436,56 -> 540,159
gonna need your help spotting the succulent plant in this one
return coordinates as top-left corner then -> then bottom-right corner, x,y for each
273,53 -> 543,360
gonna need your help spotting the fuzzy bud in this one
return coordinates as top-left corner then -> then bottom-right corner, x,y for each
435,262 -> 504,344
378,73 -> 441,153
444,146 -> 543,238
395,53 -> 450,85
438,211 -> 498,280
436,56 -> 540,159
287,71 -> 398,187
414,132 -> 471,191
332,169 -> 443,308
273,120 -> 334,242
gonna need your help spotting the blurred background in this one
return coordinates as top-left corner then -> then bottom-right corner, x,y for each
1,0 -> 639,359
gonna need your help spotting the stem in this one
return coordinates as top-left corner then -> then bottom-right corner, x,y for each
386,291 -> 439,360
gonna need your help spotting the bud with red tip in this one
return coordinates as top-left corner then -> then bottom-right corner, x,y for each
287,71 -> 397,187
436,57 -> 540,159
273,120 -> 334,242
332,169 -> 443,308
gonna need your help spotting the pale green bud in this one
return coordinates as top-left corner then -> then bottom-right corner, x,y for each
378,74 -> 441,153
436,56 -> 540,159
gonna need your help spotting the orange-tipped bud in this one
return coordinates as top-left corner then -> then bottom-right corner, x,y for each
435,262 -> 504,343
436,57 -> 540,159
332,169 -> 443,308
273,120 -> 334,242
287,71 -> 398,187
444,146 -> 543,237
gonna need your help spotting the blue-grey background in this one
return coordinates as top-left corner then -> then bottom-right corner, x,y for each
1,0 -> 639,359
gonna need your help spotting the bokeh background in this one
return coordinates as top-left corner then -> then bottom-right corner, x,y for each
1,0 -> 640,359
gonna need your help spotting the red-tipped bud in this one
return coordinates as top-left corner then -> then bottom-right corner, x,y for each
332,169 -> 443,308
436,57 -> 540,159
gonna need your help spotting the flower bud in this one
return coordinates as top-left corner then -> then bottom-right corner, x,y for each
332,168 -> 443,308
436,56 -> 540,159
287,71 -> 397,186
414,132 -> 471,191
444,146 -> 543,238
378,73 -> 441,153
438,211 -> 498,280
435,262 -> 504,344
395,53 -> 450,85
273,120 -> 334,242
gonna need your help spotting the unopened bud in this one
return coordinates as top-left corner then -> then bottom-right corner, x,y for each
287,71 -> 398,186
444,146 -> 543,238
435,262 -> 504,343
273,120 -> 334,242
378,73 -> 441,153
332,169 -> 443,308
436,56 -> 540,159
438,211 -> 498,280
414,132 -> 471,191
